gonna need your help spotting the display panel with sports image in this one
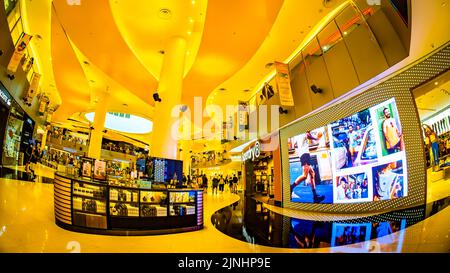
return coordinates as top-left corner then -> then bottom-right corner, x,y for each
287,98 -> 407,204
288,127 -> 334,203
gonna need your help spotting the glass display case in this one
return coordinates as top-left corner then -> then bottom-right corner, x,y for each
54,172 -> 203,235
72,180 -> 108,229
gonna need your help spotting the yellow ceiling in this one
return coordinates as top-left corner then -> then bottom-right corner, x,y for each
20,0 -> 349,146
414,70 -> 450,121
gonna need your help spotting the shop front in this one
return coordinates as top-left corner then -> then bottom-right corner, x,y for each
1,80 -> 34,166
235,135 -> 282,205
53,156 -> 202,235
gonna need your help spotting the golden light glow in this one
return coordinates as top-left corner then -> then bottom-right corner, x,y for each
248,1 -> 350,101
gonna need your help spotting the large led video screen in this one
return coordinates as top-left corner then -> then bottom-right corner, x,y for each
287,98 -> 407,204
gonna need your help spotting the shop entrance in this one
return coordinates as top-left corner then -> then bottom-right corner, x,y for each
413,69 -> 450,177
244,152 -> 274,198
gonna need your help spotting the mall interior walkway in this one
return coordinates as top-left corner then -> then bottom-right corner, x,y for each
0,164 -> 448,253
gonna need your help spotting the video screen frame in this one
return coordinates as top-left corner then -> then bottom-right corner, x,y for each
287,98 -> 408,205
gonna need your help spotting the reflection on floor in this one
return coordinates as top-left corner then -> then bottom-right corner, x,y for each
212,195 -> 450,251
0,167 -> 449,252
0,164 -> 55,184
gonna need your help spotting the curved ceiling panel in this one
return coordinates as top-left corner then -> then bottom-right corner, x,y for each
69,41 -> 155,121
52,0 -> 158,106
51,6 -> 90,122
109,0 -> 207,80
210,0 -> 348,107
21,0 -> 61,106
182,0 -> 284,112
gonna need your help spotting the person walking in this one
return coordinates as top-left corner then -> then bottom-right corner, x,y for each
212,175 -> 219,194
202,174 -> 208,193
219,175 -> 225,193
232,174 -> 238,193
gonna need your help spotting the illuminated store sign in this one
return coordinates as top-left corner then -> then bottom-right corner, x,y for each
242,141 -> 261,162
0,86 -> 12,107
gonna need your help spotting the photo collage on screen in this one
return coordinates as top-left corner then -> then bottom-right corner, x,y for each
288,98 -> 407,204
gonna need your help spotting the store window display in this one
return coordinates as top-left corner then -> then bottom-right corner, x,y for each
2,104 -> 24,165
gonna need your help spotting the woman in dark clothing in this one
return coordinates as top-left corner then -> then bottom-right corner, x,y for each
26,145 -> 38,181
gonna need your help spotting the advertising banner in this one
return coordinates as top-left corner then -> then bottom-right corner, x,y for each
238,101 -> 249,132
274,61 -> 294,106
46,108 -> 54,124
7,33 -> 32,73
22,56 -> 34,72
24,72 -> 40,106
38,95 -> 49,115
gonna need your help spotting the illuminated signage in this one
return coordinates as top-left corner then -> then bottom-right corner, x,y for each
242,141 -> 261,162
0,86 -> 12,108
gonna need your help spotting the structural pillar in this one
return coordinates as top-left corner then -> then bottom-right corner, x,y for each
88,92 -> 111,159
151,36 -> 187,160
41,127 -> 49,150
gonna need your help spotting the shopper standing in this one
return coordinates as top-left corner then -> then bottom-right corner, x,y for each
219,175 -> 225,192
212,175 -> 219,194
424,124 -> 440,171
232,174 -> 238,193
202,174 -> 208,193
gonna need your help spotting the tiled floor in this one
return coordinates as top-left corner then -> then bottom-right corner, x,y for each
0,165 -> 449,253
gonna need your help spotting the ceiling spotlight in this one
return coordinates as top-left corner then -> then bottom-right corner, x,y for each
218,88 -> 226,91
180,105 -> 188,112
310,85 -> 322,94
279,107 -> 288,114
158,8 -> 172,19
265,62 -> 274,69
153,92 -> 162,102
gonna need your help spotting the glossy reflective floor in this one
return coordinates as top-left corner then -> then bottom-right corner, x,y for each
212,196 -> 450,251
0,165 -> 449,253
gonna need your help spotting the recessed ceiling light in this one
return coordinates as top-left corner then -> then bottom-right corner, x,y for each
123,103 -> 128,107
158,50 -> 165,55
158,8 -> 171,19
434,81 -> 439,85
243,89 -> 250,92
265,62 -> 274,69
83,61 -> 90,65
219,88 -> 226,91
